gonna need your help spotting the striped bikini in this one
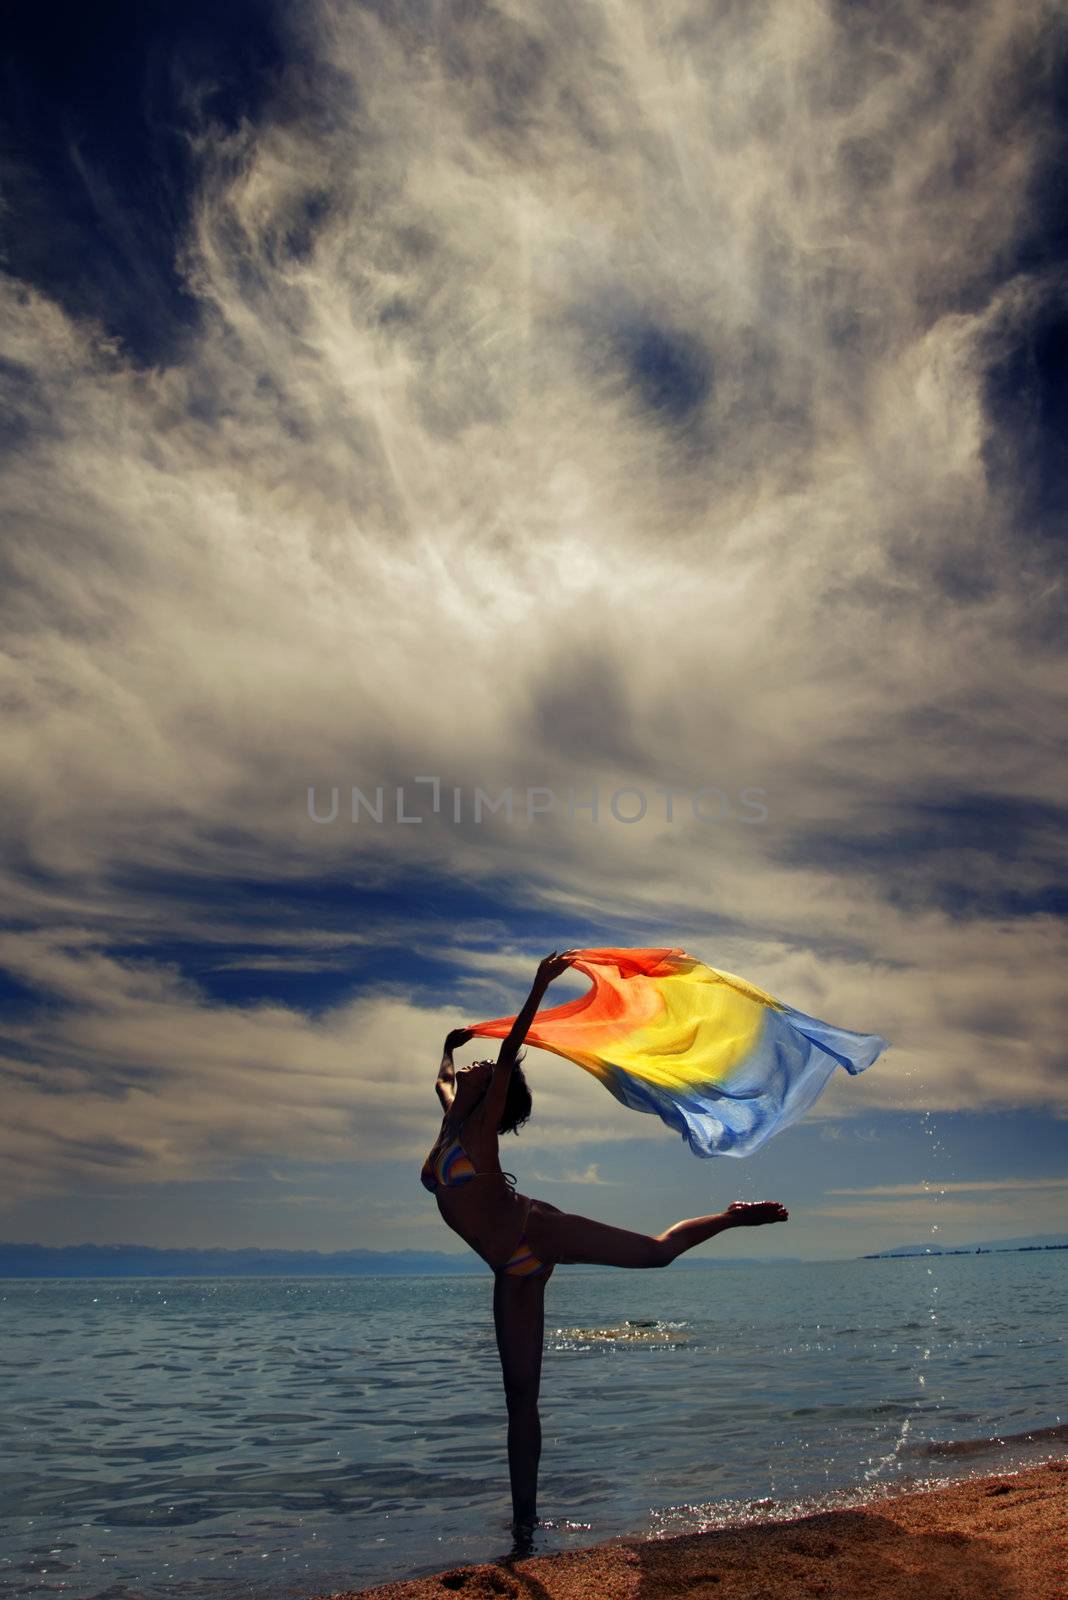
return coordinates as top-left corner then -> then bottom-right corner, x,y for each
421,1123 -> 552,1280
498,1196 -> 553,1279
419,1131 -> 489,1192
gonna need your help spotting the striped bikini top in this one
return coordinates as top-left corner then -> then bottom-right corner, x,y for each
420,1110 -> 516,1195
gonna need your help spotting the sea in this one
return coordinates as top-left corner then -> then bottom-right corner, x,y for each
0,1250 -> 1064,1600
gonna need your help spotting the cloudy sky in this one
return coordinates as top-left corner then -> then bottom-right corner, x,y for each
1,0 -> 1066,1263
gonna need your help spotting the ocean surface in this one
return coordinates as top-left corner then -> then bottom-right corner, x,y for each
0,1251 -> 1064,1600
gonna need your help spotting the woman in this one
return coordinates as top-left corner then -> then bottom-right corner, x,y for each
421,950 -> 789,1539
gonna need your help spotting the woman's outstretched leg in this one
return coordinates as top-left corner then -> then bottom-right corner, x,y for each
524,1198 -> 788,1269
658,1200 -> 789,1262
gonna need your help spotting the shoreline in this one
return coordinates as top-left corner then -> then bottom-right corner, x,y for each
312,1459 -> 1067,1599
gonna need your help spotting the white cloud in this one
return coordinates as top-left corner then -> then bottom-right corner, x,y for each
2,0 -> 1066,1222
530,1162 -> 618,1186
0,929 -> 645,1205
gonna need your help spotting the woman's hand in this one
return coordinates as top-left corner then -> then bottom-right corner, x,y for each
498,951 -> 580,1065
444,1027 -> 474,1051
536,950 -> 577,988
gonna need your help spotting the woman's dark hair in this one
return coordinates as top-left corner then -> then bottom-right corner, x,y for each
497,1050 -> 532,1136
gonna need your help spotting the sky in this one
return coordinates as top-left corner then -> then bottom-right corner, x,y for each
1,0 -> 1066,1263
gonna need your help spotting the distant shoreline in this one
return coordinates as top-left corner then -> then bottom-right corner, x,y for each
862,1243 -> 1068,1259
0,1237 -> 1063,1278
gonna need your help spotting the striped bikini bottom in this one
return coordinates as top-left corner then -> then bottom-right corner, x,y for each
496,1195 -> 553,1280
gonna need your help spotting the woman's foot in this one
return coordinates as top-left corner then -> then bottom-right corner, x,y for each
508,1514 -> 539,1559
726,1200 -> 789,1226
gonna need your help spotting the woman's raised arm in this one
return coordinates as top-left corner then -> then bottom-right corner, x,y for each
496,951 -> 574,1070
435,1028 -> 473,1112
478,951 -> 577,1129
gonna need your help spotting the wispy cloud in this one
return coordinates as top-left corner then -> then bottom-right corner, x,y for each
0,929 -> 637,1204
530,1163 -> 618,1186
2,0 -> 1066,1238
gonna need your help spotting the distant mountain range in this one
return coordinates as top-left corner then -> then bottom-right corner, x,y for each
0,1242 -> 801,1277
861,1232 -> 1068,1259
3,1233 -> 1063,1276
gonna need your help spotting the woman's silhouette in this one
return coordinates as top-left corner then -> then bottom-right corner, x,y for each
421,951 -> 789,1541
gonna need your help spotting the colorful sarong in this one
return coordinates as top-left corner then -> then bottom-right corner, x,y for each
468,947 -> 888,1157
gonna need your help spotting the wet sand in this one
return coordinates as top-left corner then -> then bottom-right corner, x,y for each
312,1459 -> 1067,1600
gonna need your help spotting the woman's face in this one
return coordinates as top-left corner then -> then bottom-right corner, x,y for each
456,1060 -> 493,1097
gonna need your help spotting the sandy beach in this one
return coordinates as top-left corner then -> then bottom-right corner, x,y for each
313,1460 -> 1067,1600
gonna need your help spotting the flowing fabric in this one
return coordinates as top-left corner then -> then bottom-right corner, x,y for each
467,947 -> 889,1158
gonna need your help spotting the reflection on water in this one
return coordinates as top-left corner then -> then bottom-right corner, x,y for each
549,1317 -> 691,1348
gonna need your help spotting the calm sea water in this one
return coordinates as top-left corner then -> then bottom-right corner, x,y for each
0,1252 -> 1064,1600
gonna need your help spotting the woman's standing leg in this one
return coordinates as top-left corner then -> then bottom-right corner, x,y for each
492,1267 -> 553,1531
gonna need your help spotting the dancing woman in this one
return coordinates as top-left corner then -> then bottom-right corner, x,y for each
420,951 -> 789,1538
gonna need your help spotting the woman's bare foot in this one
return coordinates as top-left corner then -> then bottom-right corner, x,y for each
726,1200 -> 789,1226
507,1515 -> 538,1559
